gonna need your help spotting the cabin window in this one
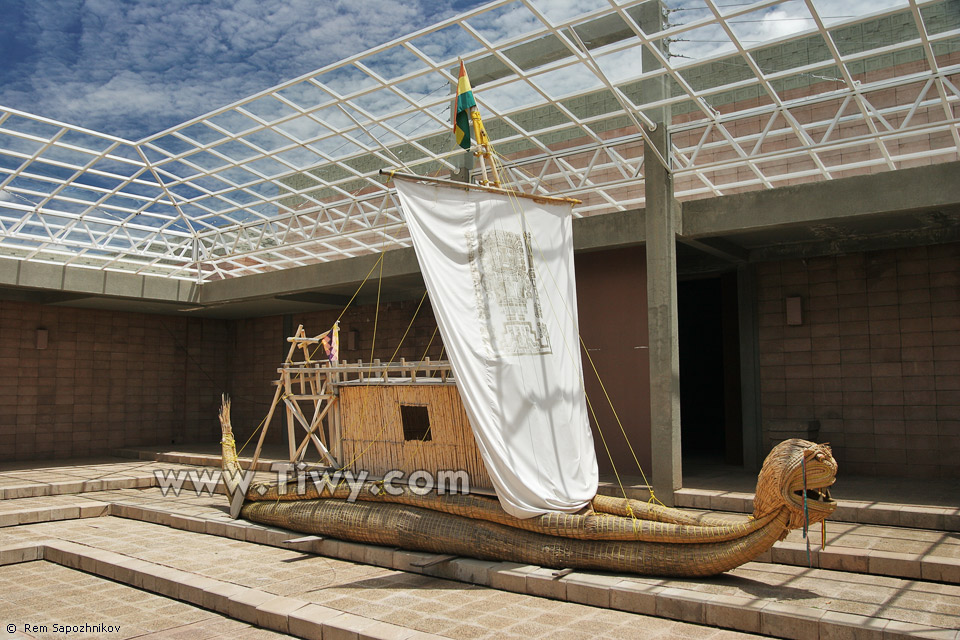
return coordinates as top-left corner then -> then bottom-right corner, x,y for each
400,404 -> 432,441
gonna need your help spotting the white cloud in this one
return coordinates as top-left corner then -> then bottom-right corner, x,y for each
0,0 -> 490,140
664,0 -> 914,62
0,0 -> 920,143
527,0 -> 609,24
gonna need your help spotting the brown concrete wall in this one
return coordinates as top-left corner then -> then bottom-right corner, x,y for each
2,257 -> 655,473
575,246 -> 652,478
0,300 -> 231,461
756,243 -> 960,478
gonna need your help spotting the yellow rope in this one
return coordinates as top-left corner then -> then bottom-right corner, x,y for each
418,325 -> 438,364
308,253 -> 384,361
369,252 -> 385,362
386,290 -> 428,364
431,345 -> 446,377
578,334 -> 664,507
237,391 -> 291,455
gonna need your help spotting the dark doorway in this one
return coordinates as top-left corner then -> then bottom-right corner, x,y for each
678,274 -> 743,465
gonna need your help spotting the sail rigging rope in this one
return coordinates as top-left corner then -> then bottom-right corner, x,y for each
369,251 -> 385,363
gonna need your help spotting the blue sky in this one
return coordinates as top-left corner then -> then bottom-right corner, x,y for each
0,0 -> 910,141
0,0 -> 487,140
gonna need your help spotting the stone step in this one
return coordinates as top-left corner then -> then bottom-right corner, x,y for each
0,462 -> 276,501
113,447 -> 284,472
0,474 -> 156,499
0,539 -> 445,640
10,511 -> 960,640
117,497 -> 960,586
674,487 -> 960,533
5,481 -> 959,588
121,448 -> 960,534
0,497 -> 110,527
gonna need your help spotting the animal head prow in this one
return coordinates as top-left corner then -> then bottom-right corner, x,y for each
753,438 -> 837,530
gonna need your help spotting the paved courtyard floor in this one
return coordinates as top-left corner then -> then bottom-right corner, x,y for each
0,453 -> 957,639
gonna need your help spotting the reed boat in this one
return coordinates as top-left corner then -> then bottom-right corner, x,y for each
216,61 -> 838,577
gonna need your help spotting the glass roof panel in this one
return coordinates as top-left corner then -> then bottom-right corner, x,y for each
313,65 -> 379,97
529,64 -> 605,100
277,81 -> 335,111
213,140 -> 260,163
384,110 -> 446,138
809,0 -> 909,27
274,147 -> 326,170
669,22 -> 737,62
409,24 -> 482,61
1,115 -> 62,139
594,48 -> 645,86
244,156 -> 294,178
465,1 -> 542,45
359,47 -> 429,80
830,9 -> 920,57
87,156 -> 142,179
150,134 -> 196,156
480,79 -> 544,113
352,89 -> 413,118
180,123 -> 228,146
275,115 -> 332,143
20,160 -> 76,182
241,96 -> 300,123
528,0 -> 608,24
1,0 -> 956,281
177,150 -> 229,172
726,1 -> 817,46
206,109 -> 260,135
242,128 -> 294,152
57,130 -> 117,153
38,145 -> 99,169
0,133 -> 44,156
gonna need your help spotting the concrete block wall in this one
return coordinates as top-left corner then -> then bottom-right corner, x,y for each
756,242 -> 960,478
0,300 -> 231,461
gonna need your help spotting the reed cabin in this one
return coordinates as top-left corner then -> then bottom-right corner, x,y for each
278,334 -> 493,493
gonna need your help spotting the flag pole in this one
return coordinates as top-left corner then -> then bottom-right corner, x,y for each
455,59 -> 500,188
471,108 -> 500,188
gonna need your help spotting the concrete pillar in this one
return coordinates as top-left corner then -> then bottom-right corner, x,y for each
645,123 -> 682,504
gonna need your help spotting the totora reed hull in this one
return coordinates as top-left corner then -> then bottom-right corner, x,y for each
219,399 -> 838,578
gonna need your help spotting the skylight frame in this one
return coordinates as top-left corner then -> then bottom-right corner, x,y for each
0,0 -> 955,282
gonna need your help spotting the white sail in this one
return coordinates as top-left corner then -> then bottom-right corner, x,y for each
394,177 -> 598,518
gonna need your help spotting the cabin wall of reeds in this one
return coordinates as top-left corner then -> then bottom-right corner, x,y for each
228,299 -> 444,449
339,382 -> 492,491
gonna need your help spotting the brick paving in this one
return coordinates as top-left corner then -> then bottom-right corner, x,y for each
0,561 -> 292,639
2,517 -> 762,640
0,457 -> 959,638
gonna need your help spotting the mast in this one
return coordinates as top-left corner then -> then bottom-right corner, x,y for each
454,59 -> 500,188
470,106 -> 500,188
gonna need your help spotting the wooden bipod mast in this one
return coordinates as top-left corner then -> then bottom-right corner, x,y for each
470,106 -> 500,188
230,324 -> 342,518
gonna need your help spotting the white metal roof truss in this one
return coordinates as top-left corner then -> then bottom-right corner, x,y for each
0,0 -> 957,282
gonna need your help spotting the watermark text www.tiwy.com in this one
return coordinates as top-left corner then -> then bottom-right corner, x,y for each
153,464 -> 470,500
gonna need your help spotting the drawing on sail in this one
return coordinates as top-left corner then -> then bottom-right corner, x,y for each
468,229 -> 551,357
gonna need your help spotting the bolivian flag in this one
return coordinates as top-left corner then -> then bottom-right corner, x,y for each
455,60 -> 476,150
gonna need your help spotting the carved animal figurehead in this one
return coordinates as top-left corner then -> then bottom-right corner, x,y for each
753,438 -> 837,531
